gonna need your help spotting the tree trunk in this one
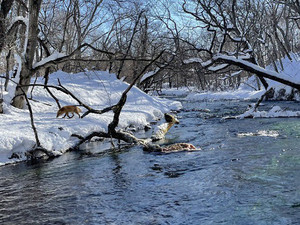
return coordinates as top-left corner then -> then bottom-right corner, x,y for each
0,0 -> 14,54
4,50 -> 11,91
0,80 -> 3,113
11,0 -> 42,109
12,66 -> 31,109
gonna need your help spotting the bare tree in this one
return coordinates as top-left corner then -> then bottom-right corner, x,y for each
2,0 -> 299,112
180,0 -> 300,91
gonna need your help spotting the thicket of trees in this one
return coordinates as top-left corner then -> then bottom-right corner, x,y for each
0,0 -> 300,110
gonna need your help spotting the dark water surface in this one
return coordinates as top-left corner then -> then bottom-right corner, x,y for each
0,100 -> 299,225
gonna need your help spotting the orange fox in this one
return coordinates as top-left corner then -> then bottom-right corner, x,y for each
56,105 -> 82,118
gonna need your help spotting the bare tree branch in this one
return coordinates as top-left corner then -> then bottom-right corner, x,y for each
32,43 -> 115,72
211,55 -> 300,90
117,10 -> 144,79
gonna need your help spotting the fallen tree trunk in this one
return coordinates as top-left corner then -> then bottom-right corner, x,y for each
71,120 -> 197,153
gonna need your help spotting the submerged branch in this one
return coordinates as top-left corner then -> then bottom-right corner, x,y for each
253,88 -> 274,112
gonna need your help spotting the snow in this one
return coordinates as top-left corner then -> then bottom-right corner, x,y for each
236,105 -> 300,119
0,70 -> 182,166
227,24 -> 233,29
183,58 -> 204,64
13,53 -> 22,81
151,123 -> 170,141
140,68 -> 160,83
291,16 -> 300,20
257,38 -> 265,44
237,130 -> 279,137
186,89 -> 264,101
33,51 -> 66,69
8,16 -> 28,32
5,54 -> 23,103
232,37 -> 246,42
229,70 -> 242,78
201,59 -> 213,67
266,53 -> 300,82
208,63 -> 228,71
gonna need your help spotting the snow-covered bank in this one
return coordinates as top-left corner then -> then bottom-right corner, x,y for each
0,71 -> 182,166
186,89 -> 265,101
236,105 -> 300,119
159,87 -> 192,97
158,84 -> 266,101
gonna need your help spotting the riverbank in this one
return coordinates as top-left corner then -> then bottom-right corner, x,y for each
0,71 -> 182,166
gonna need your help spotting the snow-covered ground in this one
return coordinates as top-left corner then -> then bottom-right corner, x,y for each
0,71 -> 182,165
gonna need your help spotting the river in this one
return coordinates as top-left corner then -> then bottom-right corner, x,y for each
0,99 -> 299,225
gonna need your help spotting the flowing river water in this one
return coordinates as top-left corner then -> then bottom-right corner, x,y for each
0,99 -> 299,225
